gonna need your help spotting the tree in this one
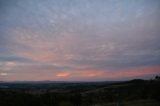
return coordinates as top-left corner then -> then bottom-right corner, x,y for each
155,75 -> 160,81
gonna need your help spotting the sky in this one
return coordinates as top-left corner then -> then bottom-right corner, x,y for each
0,0 -> 160,81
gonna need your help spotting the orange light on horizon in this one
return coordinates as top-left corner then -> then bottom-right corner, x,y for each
56,72 -> 70,77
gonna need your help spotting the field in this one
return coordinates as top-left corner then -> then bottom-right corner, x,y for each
0,79 -> 160,106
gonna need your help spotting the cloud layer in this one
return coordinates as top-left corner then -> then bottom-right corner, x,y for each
0,0 -> 160,81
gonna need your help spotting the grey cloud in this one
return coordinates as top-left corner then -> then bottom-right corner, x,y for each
0,55 -> 32,63
0,0 -> 160,80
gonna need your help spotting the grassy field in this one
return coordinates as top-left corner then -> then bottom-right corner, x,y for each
0,79 -> 160,106
103,100 -> 160,106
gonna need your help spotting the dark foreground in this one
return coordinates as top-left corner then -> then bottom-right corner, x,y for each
0,78 -> 160,106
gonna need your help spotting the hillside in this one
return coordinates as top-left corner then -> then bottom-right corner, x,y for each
0,79 -> 160,106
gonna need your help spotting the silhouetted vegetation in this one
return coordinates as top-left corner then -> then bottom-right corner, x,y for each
0,76 -> 160,106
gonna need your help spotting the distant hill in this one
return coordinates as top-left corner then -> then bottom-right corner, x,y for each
0,79 -> 160,106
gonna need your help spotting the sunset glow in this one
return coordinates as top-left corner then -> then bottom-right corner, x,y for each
56,72 -> 71,77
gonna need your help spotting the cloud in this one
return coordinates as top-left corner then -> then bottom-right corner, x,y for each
0,0 -> 160,81
1,65 -> 159,81
0,72 -> 8,76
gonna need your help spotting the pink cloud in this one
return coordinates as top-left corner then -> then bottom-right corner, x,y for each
2,65 -> 160,81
